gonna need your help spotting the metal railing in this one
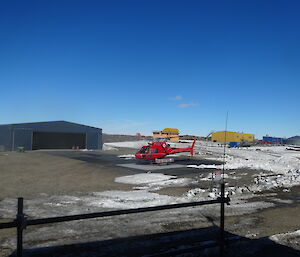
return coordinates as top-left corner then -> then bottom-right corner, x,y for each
0,183 -> 230,257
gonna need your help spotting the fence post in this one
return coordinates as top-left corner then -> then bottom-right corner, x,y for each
16,197 -> 25,257
219,182 -> 225,257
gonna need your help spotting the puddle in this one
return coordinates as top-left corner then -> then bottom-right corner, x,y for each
288,195 -> 300,200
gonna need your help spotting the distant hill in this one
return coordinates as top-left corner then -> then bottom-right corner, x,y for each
179,135 -> 205,140
102,133 -> 152,143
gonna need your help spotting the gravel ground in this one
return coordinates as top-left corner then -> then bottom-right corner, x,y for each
0,150 -> 135,199
0,149 -> 299,256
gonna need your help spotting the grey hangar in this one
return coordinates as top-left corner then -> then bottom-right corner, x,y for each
0,121 -> 102,151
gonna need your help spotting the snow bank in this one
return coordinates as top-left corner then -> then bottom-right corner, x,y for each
188,144 -> 300,192
252,170 -> 300,191
188,146 -> 300,175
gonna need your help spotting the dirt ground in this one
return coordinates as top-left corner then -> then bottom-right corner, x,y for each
0,149 -> 299,256
0,150 -> 135,200
0,149 -> 223,199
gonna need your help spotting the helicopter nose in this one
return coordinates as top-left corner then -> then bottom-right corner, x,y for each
135,153 -> 144,159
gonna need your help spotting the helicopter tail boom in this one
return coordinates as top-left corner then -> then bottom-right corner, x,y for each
190,139 -> 196,156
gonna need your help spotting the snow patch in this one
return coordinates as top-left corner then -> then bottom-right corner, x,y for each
94,190 -> 176,209
117,154 -> 135,159
115,173 -> 177,185
269,230 -> 300,250
115,173 -> 195,191
102,144 -> 118,151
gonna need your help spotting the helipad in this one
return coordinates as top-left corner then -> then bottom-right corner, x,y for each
117,163 -> 185,171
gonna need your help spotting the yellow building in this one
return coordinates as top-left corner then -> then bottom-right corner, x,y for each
153,128 -> 179,142
211,131 -> 255,143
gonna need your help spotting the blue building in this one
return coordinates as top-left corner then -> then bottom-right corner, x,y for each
0,121 -> 102,151
262,136 -> 284,144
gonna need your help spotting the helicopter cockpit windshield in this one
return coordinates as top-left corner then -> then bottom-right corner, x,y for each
138,146 -> 149,153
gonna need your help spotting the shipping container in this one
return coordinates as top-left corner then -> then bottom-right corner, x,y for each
229,142 -> 239,148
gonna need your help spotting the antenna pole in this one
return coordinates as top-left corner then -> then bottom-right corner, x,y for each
220,111 -> 228,257
222,112 -> 229,180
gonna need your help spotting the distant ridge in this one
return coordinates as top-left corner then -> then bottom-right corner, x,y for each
102,133 -> 152,143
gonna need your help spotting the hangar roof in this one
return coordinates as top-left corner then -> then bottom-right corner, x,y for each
288,136 -> 300,140
162,128 -> 179,133
0,121 -> 102,131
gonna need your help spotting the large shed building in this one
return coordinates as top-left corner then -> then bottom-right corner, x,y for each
0,121 -> 102,151
211,131 -> 255,143
285,136 -> 300,146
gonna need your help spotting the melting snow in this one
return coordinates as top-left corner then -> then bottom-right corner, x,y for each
115,173 -> 177,185
115,173 -> 195,191
269,230 -> 300,250
117,154 -> 135,159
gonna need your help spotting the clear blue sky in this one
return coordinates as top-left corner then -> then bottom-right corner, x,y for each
1,0 -> 299,138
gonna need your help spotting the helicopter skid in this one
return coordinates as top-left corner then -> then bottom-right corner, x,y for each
155,158 -> 174,164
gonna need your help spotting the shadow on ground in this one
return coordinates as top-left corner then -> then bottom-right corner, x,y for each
9,226 -> 300,257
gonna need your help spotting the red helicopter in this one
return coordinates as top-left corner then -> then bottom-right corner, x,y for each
135,139 -> 196,161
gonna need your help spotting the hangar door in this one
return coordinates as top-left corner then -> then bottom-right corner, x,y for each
32,132 -> 86,150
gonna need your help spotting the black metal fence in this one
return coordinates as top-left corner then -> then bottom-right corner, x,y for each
0,183 -> 230,257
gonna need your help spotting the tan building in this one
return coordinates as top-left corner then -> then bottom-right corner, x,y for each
212,131 -> 255,143
153,128 -> 179,142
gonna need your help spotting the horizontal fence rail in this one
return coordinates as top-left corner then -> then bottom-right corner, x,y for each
0,198 -> 228,229
0,183 -> 230,257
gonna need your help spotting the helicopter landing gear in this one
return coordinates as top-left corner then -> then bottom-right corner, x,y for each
155,158 -> 174,165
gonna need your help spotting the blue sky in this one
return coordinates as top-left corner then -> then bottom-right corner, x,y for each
1,0 -> 299,138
